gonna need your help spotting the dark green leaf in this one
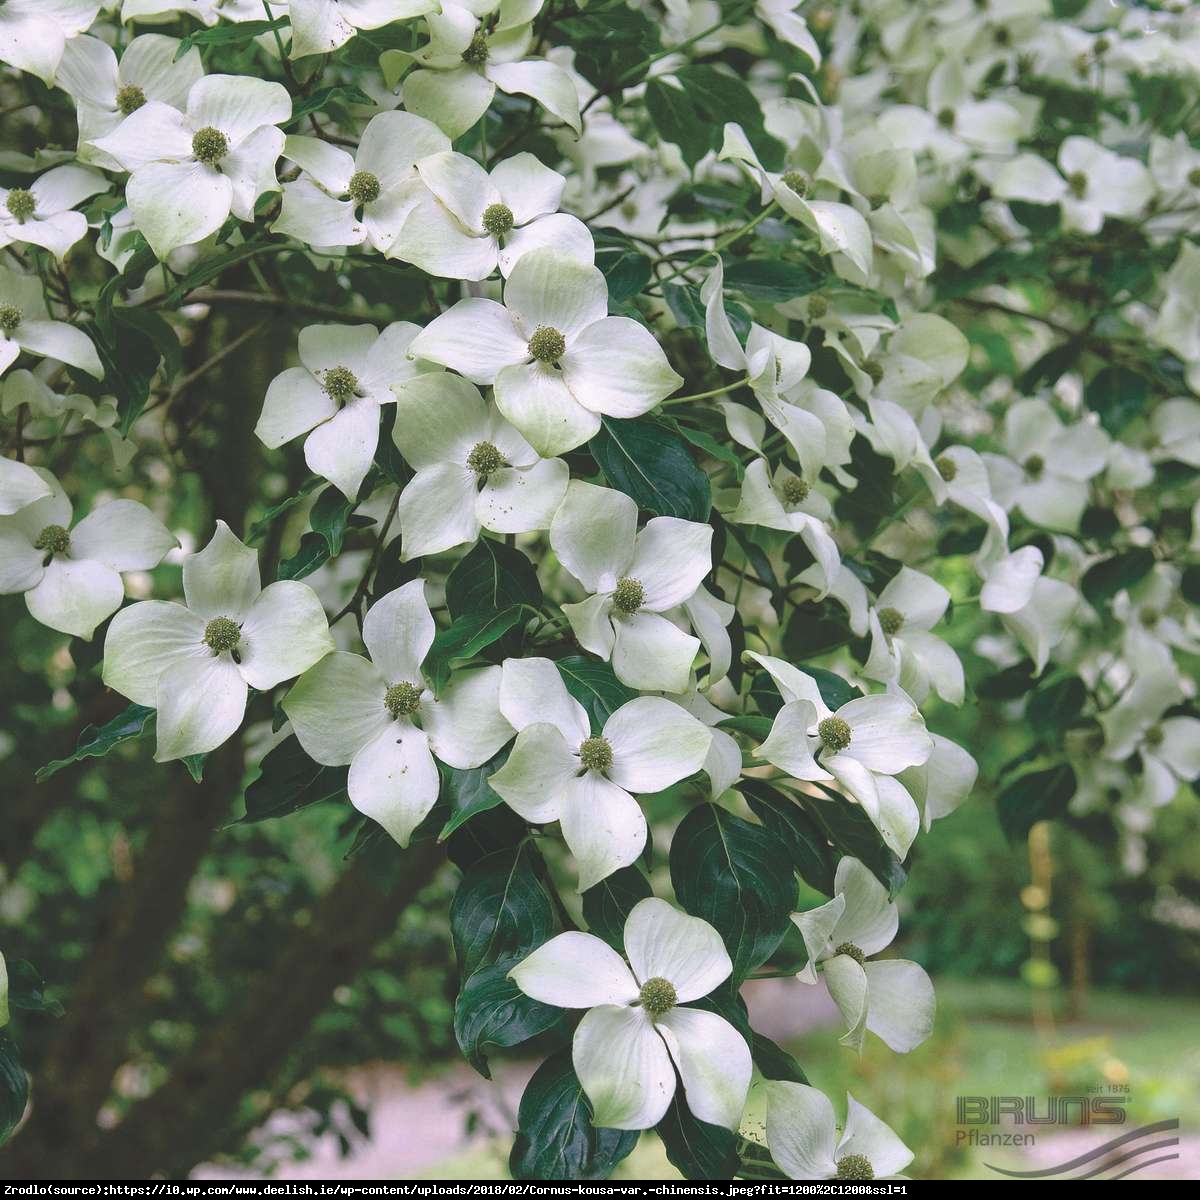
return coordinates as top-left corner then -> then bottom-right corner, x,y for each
5,960 -> 63,1019
581,864 -> 652,949
645,78 -> 711,167
595,233 -> 652,303
723,258 -> 827,302
670,804 -> 796,983
656,1090 -> 740,1180
445,537 -> 542,619
177,17 -> 288,57
591,416 -> 711,520
439,750 -> 508,840
1081,548 -> 1155,609
1027,675 -> 1087,733
424,607 -> 523,694
997,763 -> 1077,842
803,666 -> 858,712
37,703 -> 155,781
674,64 -> 784,171
740,779 -> 837,897
288,85 -> 375,126
181,753 -> 206,783
246,477 -> 322,543
751,1032 -> 808,1084
450,842 -> 560,979
1086,365 -> 1148,434
510,1049 -> 639,1181
556,656 -> 637,736
803,786 -> 907,898
454,960 -> 567,1078
309,485 -> 355,555
977,661 -> 1037,701
0,1033 -> 27,1148
277,530 -> 330,581
239,735 -> 348,824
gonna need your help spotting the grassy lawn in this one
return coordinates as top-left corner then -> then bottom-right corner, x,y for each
418,977 -> 1200,1181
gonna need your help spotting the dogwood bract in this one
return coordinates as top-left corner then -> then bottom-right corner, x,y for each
510,897 -> 751,1130
255,321 -> 435,500
283,580 -> 513,848
488,657 -> 711,889
0,265 -> 103,380
793,857 -> 934,1054
549,480 -> 712,694
92,74 -> 292,257
103,522 -> 333,762
0,468 -> 175,639
408,248 -> 682,456
390,373 -> 568,558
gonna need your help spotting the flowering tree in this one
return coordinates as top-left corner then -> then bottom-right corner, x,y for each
2,0 -> 1198,1182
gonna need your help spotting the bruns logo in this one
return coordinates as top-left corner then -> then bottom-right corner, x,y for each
956,1095 -> 1128,1125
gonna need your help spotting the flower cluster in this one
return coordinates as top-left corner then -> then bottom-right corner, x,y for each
2,0 -> 1197,1181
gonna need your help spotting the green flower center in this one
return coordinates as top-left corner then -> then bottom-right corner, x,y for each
462,30 -> 490,66
5,188 -> 35,223
637,976 -> 677,1017
467,441 -> 504,477
864,360 -> 884,385
322,365 -> 359,405
936,453 -> 958,482
1093,36 -> 1110,55
807,295 -> 828,319
1024,454 -> 1045,479
1067,170 -> 1088,198
612,576 -> 644,615
482,203 -> 514,237
1188,167 -> 1200,188
782,477 -> 810,505
203,616 -> 241,654
993,25 -> 1011,46
33,524 -> 70,555
347,170 -> 381,206
0,303 -> 21,334
836,1153 -> 875,1180
782,170 -> 809,197
834,941 -> 866,966
1144,724 -> 1164,748
116,84 -> 146,115
937,107 -> 956,129
528,325 -> 566,364
579,736 -> 613,773
1139,606 -> 1159,628
385,681 -> 423,719
878,606 -> 904,636
818,716 -> 852,753
192,125 -> 229,166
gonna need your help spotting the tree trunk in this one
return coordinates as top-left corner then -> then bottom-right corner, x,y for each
53,842 -> 445,1179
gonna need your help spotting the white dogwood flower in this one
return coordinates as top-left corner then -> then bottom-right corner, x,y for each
793,857 -> 934,1054
289,0 -> 436,59
0,0 -> 100,86
103,522 -> 333,762
862,567 -> 963,706
56,33 -> 203,170
390,373 -> 568,558
726,457 -> 840,597
510,897 -> 751,1130
0,165 -> 109,261
92,74 -> 292,258
489,657 -> 711,889
0,455 -> 51,516
1,265 -> 103,380
987,399 -> 1110,533
255,322 -> 434,500
1058,136 -> 1153,235
898,734 -> 978,832
391,150 -> 593,280
273,111 -> 450,253
0,468 -> 176,639
978,545 -> 1079,674
283,579 -> 513,847
394,1 -> 581,141
550,481 -> 711,694
748,653 -> 931,856
760,1083 -> 913,1181
408,249 -> 681,456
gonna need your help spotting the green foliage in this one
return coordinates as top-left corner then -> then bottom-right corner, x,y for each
590,417 -> 712,520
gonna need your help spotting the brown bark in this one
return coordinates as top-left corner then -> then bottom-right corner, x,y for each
5,741 -> 242,1176
52,842 -> 444,1180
